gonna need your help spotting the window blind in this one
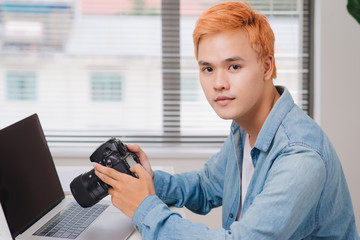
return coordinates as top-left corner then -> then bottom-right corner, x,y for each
0,0 -> 312,154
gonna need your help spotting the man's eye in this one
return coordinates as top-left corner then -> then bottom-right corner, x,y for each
229,65 -> 240,70
203,67 -> 213,72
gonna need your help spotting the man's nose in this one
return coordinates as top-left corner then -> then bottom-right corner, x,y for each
214,70 -> 230,90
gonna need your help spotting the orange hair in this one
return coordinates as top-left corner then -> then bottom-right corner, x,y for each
193,1 -> 277,79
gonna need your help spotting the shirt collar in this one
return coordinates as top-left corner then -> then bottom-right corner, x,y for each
254,86 -> 294,152
231,86 -> 295,153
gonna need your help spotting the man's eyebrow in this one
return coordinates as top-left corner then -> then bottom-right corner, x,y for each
198,57 -> 245,66
225,56 -> 245,62
198,60 -> 211,66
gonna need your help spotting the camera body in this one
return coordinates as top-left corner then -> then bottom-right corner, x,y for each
90,137 -> 140,178
70,138 -> 140,208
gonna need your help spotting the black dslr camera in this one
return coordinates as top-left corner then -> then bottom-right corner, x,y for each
70,138 -> 140,208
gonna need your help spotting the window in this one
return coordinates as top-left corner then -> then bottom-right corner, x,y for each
181,76 -> 199,102
91,73 -> 123,102
6,71 -> 37,101
0,0 -> 312,155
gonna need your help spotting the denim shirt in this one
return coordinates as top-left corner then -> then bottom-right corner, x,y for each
132,86 -> 359,239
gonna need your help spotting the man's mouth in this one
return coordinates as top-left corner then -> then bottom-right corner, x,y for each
215,96 -> 235,106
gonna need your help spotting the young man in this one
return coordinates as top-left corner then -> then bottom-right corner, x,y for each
94,2 -> 359,239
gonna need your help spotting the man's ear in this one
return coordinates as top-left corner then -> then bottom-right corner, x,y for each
263,55 -> 274,81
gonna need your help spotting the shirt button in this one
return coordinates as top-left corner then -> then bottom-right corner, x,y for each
229,213 -> 233,218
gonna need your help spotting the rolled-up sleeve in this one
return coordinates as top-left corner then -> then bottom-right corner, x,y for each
132,194 -> 230,240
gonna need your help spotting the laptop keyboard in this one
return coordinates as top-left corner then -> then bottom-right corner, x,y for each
33,202 -> 109,239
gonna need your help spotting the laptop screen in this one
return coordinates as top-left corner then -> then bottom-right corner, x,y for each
0,114 -> 64,238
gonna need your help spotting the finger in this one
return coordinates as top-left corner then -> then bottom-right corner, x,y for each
128,144 -> 152,169
93,163 -> 131,183
94,168 -> 118,187
93,163 -> 120,180
130,164 -> 149,179
108,187 -> 115,196
95,163 -> 137,183
126,144 -> 141,153
127,144 -> 148,162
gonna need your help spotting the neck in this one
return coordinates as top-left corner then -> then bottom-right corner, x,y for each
237,86 -> 280,148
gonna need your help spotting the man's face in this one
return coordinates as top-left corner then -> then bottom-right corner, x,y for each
197,30 -> 268,124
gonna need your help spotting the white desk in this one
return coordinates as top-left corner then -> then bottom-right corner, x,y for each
56,165 -> 184,240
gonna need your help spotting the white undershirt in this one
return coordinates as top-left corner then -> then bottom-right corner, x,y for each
236,134 -> 254,221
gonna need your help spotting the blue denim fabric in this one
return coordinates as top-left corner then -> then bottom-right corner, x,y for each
132,86 -> 359,239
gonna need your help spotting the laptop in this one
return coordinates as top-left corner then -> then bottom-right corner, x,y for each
0,114 -> 134,240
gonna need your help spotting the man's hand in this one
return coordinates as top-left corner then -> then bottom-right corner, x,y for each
94,162 -> 155,218
127,144 -> 154,179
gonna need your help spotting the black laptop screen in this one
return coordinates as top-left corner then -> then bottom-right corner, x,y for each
0,114 -> 64,238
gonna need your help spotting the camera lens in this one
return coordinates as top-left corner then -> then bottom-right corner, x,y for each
70,169 -> 109,208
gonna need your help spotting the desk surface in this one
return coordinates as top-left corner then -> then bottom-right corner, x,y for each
56,165 -> 183,240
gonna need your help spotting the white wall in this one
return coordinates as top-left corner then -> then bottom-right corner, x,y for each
314,0 -> 360,232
